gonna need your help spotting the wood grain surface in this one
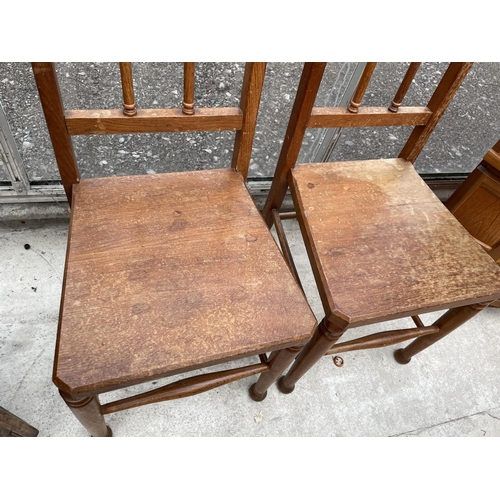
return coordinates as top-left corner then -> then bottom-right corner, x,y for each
308,106 -> 431,128
65,108 -> 243,135
290,158 -> 500,326
54,168 -> 316,396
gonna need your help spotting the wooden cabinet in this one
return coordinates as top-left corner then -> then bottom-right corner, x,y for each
446,140 -> 500,306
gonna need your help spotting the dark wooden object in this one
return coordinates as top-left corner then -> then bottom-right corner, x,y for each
255,62 -> 500,396
32,62 -> 317,436
446,139 -> 500,306
0,406 -> 39,437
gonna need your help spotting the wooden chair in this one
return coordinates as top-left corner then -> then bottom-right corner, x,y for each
252,62 -> 500,395
446,139 -> 500,307
32,62 -> 317,436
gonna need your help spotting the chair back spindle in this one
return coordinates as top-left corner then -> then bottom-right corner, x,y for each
32,62 -> 268,205
347,62 -> 377,113
182,62 -> 195,115
119,62 -> 137,116
388,62 -> 421,112
262,61 -> 473,226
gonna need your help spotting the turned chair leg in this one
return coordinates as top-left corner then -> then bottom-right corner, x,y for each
60,391 -> 112,437
249,345 -> 304,401
394,302 -> 491,364
277,317 -> 347,394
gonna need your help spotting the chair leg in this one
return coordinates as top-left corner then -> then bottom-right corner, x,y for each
277,317 -> 348,394
249,345 -> 304,401
394,301 -> 491,364
60,390 -> 112,437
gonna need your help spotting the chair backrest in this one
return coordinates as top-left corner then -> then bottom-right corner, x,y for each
31,62 -> 267,204
262,62 -> 473,226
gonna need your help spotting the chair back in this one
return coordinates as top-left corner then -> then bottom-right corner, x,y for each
32,62 -> 266,204
263,62 -> 473,225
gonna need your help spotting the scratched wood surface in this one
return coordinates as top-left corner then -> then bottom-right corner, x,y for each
54,168 -> 316,396
290,158 -> 500,326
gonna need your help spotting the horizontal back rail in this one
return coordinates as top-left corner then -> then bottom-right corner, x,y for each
262,61 -> 473,226
308,106 -> 431,128
65,108 -> 244,135
33,62 -> 267,196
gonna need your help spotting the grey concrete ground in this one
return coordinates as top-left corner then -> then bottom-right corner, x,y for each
1,217 -> 499,437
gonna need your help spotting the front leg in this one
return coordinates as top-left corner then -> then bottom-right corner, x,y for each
278,316 -> 348,394
60,390 -> 112,437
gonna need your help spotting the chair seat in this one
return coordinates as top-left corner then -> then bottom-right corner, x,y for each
54,168 -> 316,396
290,158 -> 500,326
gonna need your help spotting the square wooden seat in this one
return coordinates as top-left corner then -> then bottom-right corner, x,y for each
290,158 -> 500,326
56,168 -> 315,396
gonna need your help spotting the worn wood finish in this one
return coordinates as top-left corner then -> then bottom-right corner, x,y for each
230,62 -> 267,180
65,108 -> 243,135
262,63 -> 327,226
31,63 -> 80,203
102,363 -> 268,414
54,169 -> 316,397
119,62 -> 137,116
0,406 -> 39,437
256,61 -> 496,396
290,159 -> 500,325
308,106 -> 431,128
389,62 -> 421,112
400,63 -> 473,162
347,62 -> 377,113
182,62 -> 195,115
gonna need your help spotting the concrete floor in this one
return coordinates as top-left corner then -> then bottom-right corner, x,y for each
1,216 -> 500,437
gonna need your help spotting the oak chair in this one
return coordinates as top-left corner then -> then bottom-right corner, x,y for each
253,62 -> 500,395
446,138 -> 500,307
32,62 -> 317,436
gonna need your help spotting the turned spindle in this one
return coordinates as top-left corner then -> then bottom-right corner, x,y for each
182,62 -> 195,115
389,62 -> 421,112
119,62 -> 137,116
347,62 -> 377,113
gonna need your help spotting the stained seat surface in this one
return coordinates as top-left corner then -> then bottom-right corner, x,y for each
54,168 -> 317,395
290,158 -> 500,326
